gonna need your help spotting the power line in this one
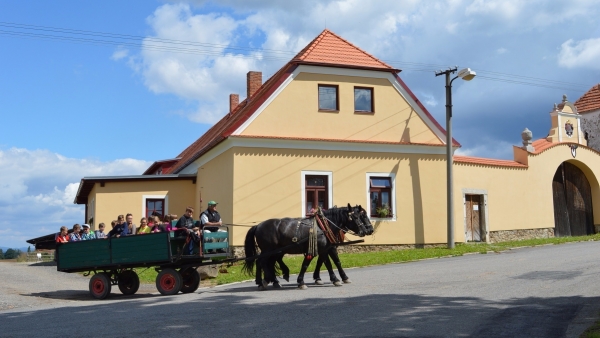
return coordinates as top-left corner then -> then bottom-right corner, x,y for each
0,21 -> 593,92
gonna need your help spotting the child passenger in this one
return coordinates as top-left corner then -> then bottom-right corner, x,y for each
81,224 -> 96,240
137,217 -> 151,234
69,224 -> 82,242
95,223 -> 107,239
56,226 -> 70,243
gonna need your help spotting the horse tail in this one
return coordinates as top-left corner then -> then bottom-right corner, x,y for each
242,225 -> 258,276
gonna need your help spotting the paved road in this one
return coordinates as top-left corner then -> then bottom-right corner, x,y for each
1,241 -> 600,337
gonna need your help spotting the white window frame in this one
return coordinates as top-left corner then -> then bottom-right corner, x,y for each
142,194 -> 169,220
301,171 -> 333,217
366,172 -> 396,221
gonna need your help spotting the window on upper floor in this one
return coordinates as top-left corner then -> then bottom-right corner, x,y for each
318,84 -> 339,111
355,87 -> 374,113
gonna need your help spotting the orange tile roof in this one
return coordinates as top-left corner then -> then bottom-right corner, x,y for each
528,138 -> 600,156
574,84 -> 600,114
453,155 -> 527,168
292,29 -> 395,71
160,30 -> 452,174
530,138 -> 555,154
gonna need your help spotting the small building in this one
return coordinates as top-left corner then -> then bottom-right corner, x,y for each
73,30 -> 600,248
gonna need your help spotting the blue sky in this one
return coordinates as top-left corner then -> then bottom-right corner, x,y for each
1,0 -> 599,248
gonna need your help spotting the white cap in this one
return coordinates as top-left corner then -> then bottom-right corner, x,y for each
82,224 -> 90,228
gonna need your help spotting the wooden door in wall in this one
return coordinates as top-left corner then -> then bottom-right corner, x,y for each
552,162 -> 594,237
465,194 -> 482,242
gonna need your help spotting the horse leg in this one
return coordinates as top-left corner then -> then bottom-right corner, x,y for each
255,258 -> 265,290
268,256 -> 282,289
297,255 -> 313,290
276,254 -> 290,282
330,248 -> 351,283
260,257 -> 274,289
313,255 -> 324,285
322,253 -> 341,286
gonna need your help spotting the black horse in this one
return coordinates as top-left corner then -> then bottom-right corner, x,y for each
242,204 -> 368,289
272,205 -> 374,286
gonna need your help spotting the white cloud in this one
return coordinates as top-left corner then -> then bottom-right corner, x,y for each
0,147 -> 150,247
417,92 -> 438,107
558,38 -> 600,70
497,47 -> 507,54
110,47 -> 130,61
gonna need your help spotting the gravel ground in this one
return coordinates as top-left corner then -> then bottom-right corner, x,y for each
0,261 -> 156,310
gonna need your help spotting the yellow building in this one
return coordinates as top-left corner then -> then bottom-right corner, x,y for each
74,30 -> 600,247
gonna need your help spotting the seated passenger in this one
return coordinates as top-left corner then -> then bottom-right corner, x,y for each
56,226 -> 70,243
69,224 -> 82,242
125,213 -> 137,235
201,201 -> 227,253
107,218 -> 129,238
137,217 -> 151,234
151,216 -> 168,233
176,207 -> 194,231
95,223 -> 107,239
81,224 -> 96,240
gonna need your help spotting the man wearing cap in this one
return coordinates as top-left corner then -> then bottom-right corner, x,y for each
81,224 -> 96,240
200,201 -> 222,231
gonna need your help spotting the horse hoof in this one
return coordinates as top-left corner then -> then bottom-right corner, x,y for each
258,285 -> 266,291
343,279 -> 352,284
333,281 -> 342,287
314,279 -> 324,285
273,282 -> 281,289
298,284 -> 308,290
262,279 -> 269,288
283,275 -> 290,282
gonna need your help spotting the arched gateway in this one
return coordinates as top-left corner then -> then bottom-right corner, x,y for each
552,162 -> 594,236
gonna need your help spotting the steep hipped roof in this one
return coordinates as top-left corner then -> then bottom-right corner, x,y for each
162,29 -> 452,174
574,84 -> 600,114
292,29 -> 396,71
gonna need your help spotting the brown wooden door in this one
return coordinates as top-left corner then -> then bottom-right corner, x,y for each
465,195 -> 482,242
552,162 -> 594,237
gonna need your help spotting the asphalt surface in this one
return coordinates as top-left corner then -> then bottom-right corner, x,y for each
1,241 -> 600,337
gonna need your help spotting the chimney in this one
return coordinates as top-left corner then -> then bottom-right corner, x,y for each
247,71 -> 262,100
229,94 -> 239,113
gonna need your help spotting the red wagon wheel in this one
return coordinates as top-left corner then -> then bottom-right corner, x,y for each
156,268 -> 182,295
89,273 -> 111,299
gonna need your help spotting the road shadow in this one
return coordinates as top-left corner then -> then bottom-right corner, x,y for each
1,288 -> 596,337
23,290 -> 157,302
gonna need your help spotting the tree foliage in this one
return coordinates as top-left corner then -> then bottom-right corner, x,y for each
0,249 -> 4,259
4,248 -> 21,259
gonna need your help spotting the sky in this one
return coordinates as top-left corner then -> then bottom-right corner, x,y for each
1,0 -> 599,248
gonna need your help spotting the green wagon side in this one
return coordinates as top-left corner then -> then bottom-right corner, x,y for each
55,230 -> 233,300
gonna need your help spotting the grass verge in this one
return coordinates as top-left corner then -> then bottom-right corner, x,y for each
130,233 -> 600,286
581,314 -> 600,338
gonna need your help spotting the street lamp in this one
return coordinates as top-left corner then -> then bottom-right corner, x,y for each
435,67 -> 476,249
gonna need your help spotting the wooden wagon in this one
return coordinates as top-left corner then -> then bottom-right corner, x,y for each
55,229 -> 232,299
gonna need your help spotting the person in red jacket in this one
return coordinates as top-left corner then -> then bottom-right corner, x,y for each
56,226 -> 70,243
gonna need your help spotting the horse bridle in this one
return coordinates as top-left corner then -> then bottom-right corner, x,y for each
322,208 -> 367,237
